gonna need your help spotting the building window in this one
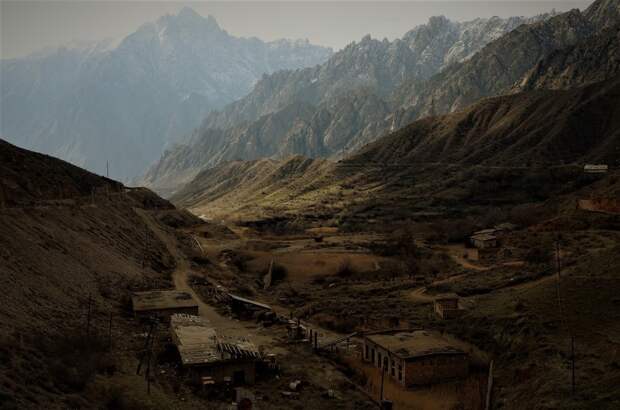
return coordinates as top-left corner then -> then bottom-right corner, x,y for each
391,359 -> 395,376
378,352 -> 382,368
398,364 -> 402,381
365,345 -> 369,359
371,348 -> 375,363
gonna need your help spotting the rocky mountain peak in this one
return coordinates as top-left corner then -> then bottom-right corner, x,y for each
585,0 -> 620,28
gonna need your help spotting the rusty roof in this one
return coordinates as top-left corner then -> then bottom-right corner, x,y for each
470,233 -> 497,242
366,331 -> 466,360
132,290 -> 198,311
170,314 -> 260,366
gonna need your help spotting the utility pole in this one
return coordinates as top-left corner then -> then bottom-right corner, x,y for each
571,336 -> 576,395
142,227 -> 149,269
86,293 -> 92,339
107,312 -> 113,351
106,160 -> 109,178
0,183 -> 5,210
555,236 -> 576,395
136,320 -> 155,375
555,238 -> 565,323
379,360 -> 386,402
145,320 -> 157,394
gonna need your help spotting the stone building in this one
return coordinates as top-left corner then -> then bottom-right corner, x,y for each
362,330 -> 469,386
433,294 -> 462,320
470,232 -> 498,249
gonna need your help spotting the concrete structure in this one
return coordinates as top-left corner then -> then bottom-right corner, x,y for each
362,330 -> 469,386
171,314 -> 261,385
494,223 -> 518,233
131,290 -> 199,321
584,164 -> 608,173
434,295 -> 463,320
470,233 -> 498,249
228,293 -> 272,318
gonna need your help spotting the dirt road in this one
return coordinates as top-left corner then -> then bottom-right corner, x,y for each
134,209 -> 275,346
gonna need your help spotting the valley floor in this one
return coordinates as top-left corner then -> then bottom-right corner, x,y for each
178,206 -> 620,410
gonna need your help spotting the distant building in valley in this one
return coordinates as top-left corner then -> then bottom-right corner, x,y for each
494,222 -> 518,233
470,232 -> 498,249
584,164 -> 608,173
434,294 -> 463,320
131,290 -> 199,321
362,330 -> 469,386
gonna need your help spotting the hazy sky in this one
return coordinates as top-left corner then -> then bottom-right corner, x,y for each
1,1 -> 594,59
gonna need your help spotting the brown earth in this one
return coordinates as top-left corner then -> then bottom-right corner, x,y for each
0,140 -> 379,410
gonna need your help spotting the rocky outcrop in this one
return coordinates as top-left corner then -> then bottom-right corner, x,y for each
516,25 -> 620,91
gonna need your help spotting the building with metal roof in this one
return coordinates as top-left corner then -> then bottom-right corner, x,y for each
170,314 -> 261,385
362,330 -> 469,386
470,233 -> 498,249
131,290 -> 199,321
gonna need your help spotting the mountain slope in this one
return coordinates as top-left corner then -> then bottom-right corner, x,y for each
0,139 -> 203,408
516,25 -> 620,91
390,8 -> 595,124
352,79 -> 620,168
0,7 -> 331,181
172,78 -> 620,220
584,0 -> 620,29
142,12 -> 557,194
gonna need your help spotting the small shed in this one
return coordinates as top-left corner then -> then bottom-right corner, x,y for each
584,164 -> 608,173
362,330 -> 469,386
494,222 -> 518,232
131,290 -> 199,321
170,314 -> 261,385
470,233 -> 498,249
434,294 -> 463,320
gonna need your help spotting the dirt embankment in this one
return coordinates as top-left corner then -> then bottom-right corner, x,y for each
578,198 -> 620,214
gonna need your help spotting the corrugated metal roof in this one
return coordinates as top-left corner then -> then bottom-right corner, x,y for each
228,293 -> 272,310
473,228 -> 498,236
366,331 -> 466,360
170,314 -> 260,366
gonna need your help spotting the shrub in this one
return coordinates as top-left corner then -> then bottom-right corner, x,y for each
525,247 -> 552,266
270,263 -> 288,282
336,258 -> 355,278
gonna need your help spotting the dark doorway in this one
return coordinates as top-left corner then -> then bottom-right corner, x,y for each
233,370 -> 246,385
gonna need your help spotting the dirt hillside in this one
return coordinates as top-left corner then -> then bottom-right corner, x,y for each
0,140 -> 196,408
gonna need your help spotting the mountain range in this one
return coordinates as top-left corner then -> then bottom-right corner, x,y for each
140,10 -> 585,195
0,7 -> 332,180
171,76 -> 620,221
168,0 -> 620,220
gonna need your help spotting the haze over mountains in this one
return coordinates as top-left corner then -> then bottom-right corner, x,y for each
0,7 -> 332,180
142,1 -> 620,199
